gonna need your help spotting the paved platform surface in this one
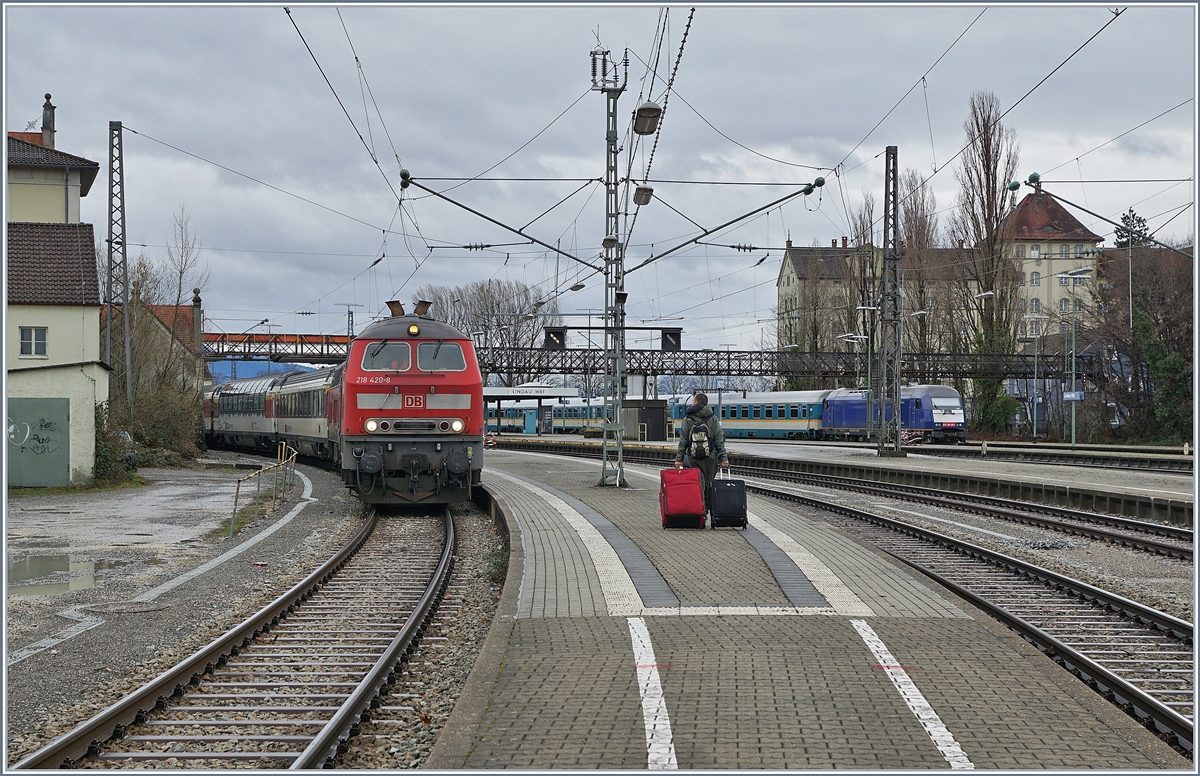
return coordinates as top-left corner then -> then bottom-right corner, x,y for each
428,449 -> 1191,769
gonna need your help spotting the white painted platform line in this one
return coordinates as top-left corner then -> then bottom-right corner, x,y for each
488,469 -> 645,616
628,617 -> 678,770
747,510 -> 874,617
851,620 -> 975,770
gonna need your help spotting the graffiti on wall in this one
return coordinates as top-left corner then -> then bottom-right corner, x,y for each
7,416 -> 62,456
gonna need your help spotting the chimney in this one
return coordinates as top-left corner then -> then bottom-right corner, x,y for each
41,93 -> 55,149
831,239 -> 837,248
785,239 -> 792,249
842,236 -> 848,249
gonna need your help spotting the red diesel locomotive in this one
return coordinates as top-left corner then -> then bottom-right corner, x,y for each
204,301 -> 484,505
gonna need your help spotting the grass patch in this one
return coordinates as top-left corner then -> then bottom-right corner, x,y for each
206,477 -> 292,540
487,531 -> 510,585
8,474 -> 149,498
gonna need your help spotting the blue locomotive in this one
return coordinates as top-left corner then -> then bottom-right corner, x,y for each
820,384 -> 966,443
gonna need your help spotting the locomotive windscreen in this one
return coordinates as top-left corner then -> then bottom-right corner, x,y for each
361,342 -> 411,371
417,341 -> 466,371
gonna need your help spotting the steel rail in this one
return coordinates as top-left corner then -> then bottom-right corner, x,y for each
884,551 -> 1195,753
744,468 -> 1193,559
11,511 -> 380,770
753,484 -> 1192,641
291,507 -> 455,769
753,484 -> 1193,751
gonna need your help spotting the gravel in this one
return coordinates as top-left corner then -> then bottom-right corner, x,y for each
5,453 -> 505,770
335,501 -> 505,770
5,454 -> 367,766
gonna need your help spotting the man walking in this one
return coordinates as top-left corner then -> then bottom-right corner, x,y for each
674,393 -> 729,513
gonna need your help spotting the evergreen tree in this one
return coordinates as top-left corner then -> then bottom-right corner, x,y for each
1113,207 -> 1149,249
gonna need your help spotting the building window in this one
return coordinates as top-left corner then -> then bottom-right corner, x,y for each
1075,245 -> 1084,258
1030,245 -> 1040,260
1060,274 -> 1069,286
1074,298 -> 1082,312
1073,276 -> 1085,286
1060,298 -> 1069,312
1060,322 -> 1069,334
1060,244 -> 1069,258
1019,322 -> 1027,337
1030,272 -> 1040,286
1019,272 -> 1026,286
1019,298 -> 1026,313
1015,245 -> 1026,259
19,327 -> 47,357
1030,298 -> 1041,313
1029,320 -> 1040,336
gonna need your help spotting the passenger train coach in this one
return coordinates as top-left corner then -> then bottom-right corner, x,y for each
204,302 -> 484,505
667,385 -> 967,443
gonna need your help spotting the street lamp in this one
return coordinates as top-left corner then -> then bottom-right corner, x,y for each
1024,314 -> 1050,441
1056,267 -> 1094,446
633,101 -> 662,135
837,333 -> 868,394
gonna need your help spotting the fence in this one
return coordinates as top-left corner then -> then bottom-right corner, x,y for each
228,444 -> 300,538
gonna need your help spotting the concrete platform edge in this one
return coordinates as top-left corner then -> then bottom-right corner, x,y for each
426,484 -> 523,768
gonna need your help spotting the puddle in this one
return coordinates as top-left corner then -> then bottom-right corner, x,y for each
7,554 -> 104,597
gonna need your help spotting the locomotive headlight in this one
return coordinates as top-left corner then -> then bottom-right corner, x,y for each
450,418 -> 465,433
407,324 -> 420,336
365,419 -> 379,432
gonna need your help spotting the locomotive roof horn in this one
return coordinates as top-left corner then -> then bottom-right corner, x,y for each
413,299 -> 433,316
386,300 -> 406,316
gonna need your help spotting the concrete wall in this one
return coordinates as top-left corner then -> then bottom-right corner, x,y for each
7,304 -> 102,366
7,363 -> 109,484
7,166 -> 83,223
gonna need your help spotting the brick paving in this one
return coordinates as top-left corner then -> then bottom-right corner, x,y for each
427,450 -> 1191,769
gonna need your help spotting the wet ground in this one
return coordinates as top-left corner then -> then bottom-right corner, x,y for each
5,463 -> 249,602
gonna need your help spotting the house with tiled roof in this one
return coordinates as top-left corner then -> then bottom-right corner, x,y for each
1003,184 -> 1102,339
100,294 -> 207,391
7,96 -> 100,224
776,237 -> 882,356
6,94 -> 109,486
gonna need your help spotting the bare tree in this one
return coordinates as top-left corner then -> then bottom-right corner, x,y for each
948,91 -> 1022,431
411,279 -> 562,386
898,169 -> 944,366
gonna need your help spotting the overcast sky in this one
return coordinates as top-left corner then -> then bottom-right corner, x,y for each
5,3 -> 1196,351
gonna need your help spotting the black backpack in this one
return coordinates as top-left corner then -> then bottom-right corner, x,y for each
690,417 -> 711,459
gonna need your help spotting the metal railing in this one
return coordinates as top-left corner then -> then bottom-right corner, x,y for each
229,444 -> 299,537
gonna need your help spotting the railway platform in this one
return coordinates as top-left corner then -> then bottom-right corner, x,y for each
496,436 -> 1195,526
428,448 -> 1191,769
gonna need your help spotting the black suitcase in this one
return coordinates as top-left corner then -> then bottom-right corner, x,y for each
709,470 -> 747,529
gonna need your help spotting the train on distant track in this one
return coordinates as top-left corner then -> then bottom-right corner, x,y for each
487,385 -> 967,443
203,301 -> 484,505
667,386 -> 965,443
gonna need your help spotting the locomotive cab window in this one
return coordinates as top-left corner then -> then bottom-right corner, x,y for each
417,341 -> 467,372
932,398 -> 961,413
361,342 -> 411,371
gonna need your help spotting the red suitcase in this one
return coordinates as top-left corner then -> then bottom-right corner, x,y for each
660,468 -> 706,529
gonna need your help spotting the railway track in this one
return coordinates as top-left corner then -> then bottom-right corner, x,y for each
756,484 -> 1194,755
734,466 -> 1194,562
908,441 -> 1194,474
13,509 -> 455,770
